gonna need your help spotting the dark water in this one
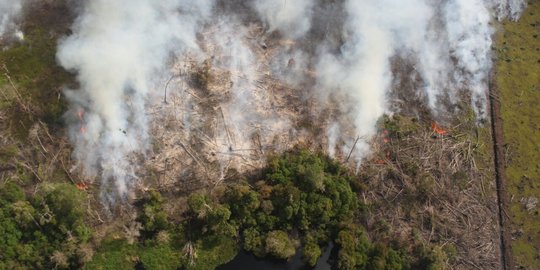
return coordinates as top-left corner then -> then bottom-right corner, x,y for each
217,243 -> 334,270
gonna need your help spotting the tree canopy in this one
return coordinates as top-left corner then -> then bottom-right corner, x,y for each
0,182 -> 91,269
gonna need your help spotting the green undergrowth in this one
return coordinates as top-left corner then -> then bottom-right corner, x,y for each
495,1 -> 540,268
0,182 -> 91,269
85,238 -> 236,270
0,8 -> 72,140
86,150 -> 445,270
85,240 -> 194,270
84,240 -> 138,270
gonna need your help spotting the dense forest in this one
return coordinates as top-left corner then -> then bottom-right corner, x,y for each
1,150 -> 450,269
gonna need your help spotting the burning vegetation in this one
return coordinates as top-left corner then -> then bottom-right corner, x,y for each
0,0 -> 536,269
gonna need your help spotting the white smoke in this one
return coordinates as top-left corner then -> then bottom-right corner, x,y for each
316,0 -> 526,158
57,0 -> 214,204
251,0 -> 315,87
444,0 -> 493,119
207,17 -> 292,173
491,0 -> 527,21
57,0 -> 527,202
252,0 -> 314,38
317,0 -> 433,160
0,0 -> 25,40
210,18 -> 263,162
327,123 -> 340,158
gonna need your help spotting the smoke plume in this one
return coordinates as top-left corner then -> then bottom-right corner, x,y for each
57,0 -> 214,204
0,0 -> 25,40
316,0 -> 433,159
252,0 -> 314,39
492,0 -> 527,20
57,0 -> 527,202
315,0 -> 526,159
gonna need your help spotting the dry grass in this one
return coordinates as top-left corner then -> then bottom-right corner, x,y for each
358,115 -> 500,269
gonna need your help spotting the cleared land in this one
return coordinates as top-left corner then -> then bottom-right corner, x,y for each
0,1 -> 536,269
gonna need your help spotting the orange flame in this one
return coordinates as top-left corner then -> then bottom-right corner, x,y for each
77,109 -> 87,134
431,122 -> 447,135
76,182 -> 88,191
375,152 -> 391,165
77,109 -> 84,121
382,130 -> 390,143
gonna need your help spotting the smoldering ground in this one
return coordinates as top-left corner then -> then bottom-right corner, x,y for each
50,0 -> 526,204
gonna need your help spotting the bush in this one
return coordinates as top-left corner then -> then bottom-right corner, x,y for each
84,240 -> 137,270
139,245 -> 182,270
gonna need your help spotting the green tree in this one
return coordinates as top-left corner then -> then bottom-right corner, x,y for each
303,238 -> 322,267
264,230 -> 297,260
336,225 -> 372,270
242,227 -> 264,257
413,245 -> 448,270
36,184 -> 89,243
187,193 -> 236,237
0,182 -> 90,269
368,243 -> 409,270
138,191 -> 169,238
225,184 -> 260,227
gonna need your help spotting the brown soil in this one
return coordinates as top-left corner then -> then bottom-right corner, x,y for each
489,70 -> 515,270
